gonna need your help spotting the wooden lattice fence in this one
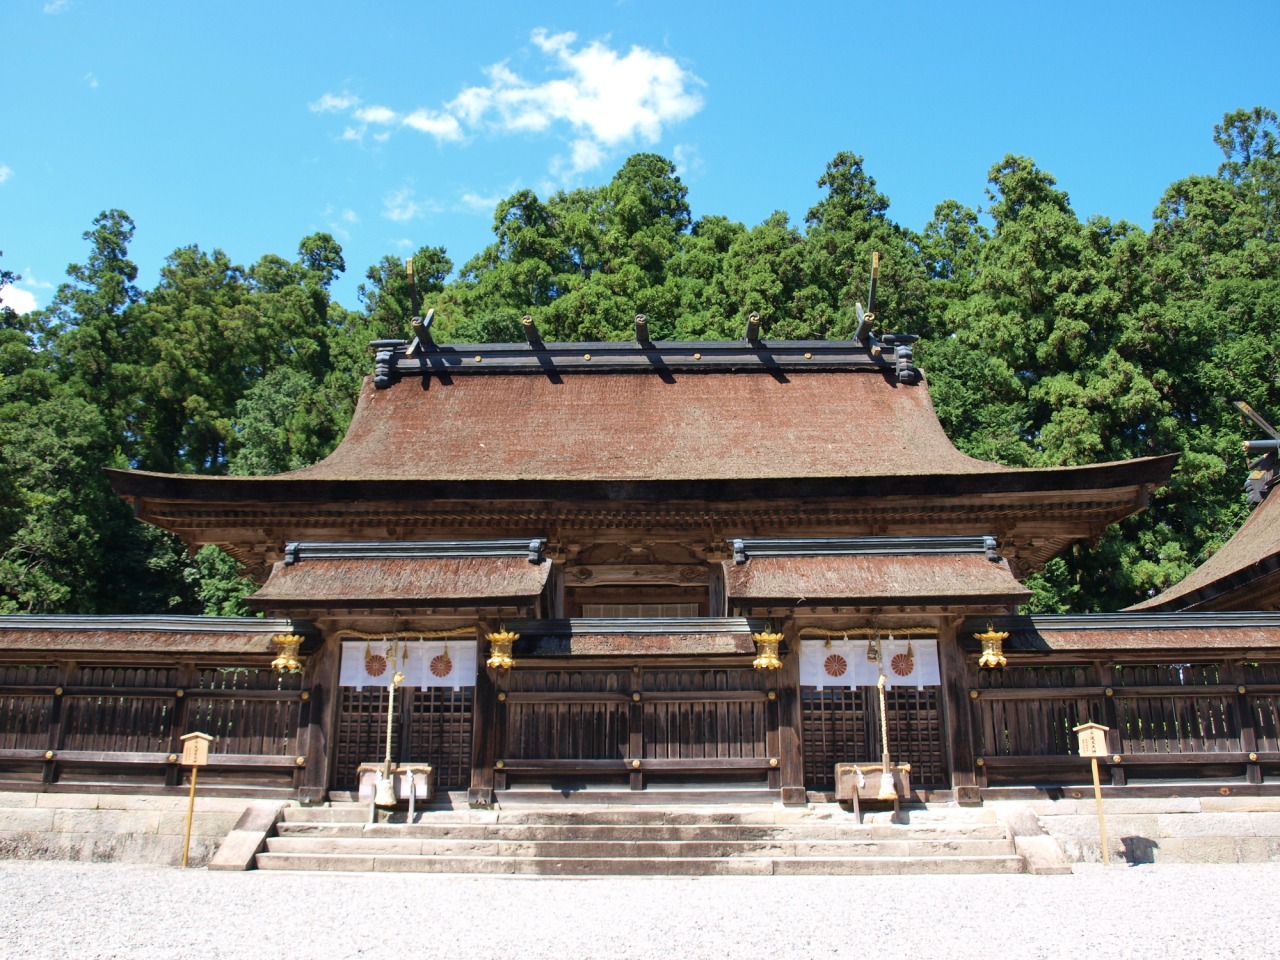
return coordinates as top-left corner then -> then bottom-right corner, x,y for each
0,657 -> 308,793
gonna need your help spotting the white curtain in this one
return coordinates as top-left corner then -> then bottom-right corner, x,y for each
799,638 -> 879,689
339,639 -> 477,690
800,637 -> 940,689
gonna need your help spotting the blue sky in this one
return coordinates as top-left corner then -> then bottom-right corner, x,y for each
2,0 -> 1276,314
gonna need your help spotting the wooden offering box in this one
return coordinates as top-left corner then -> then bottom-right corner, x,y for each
356,763 -> 434,803
834,762 -> 912,822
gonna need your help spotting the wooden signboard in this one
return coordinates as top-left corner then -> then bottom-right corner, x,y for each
180,731 -> 213,767
178,731 -> 213,867
1072,722 -> 1112,865
1073,722 -> 1109,758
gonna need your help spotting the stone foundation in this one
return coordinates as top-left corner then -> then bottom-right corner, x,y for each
0,791 -> 272,866
991,796 -> 1280,865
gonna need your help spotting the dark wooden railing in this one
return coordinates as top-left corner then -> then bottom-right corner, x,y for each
492,663 -> 779,790
0,659 -> 308,794
970,659 -> 1280,787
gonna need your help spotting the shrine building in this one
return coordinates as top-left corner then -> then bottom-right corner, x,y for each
3,319 -> 1280,810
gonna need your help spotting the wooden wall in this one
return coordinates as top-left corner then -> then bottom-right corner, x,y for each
968,656 -> 1280,787
0,657 -> 309,795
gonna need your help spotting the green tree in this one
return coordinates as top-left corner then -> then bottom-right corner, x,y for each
0,392 -> 198,613
228,366 -> 336,475
40,211 -> 150,454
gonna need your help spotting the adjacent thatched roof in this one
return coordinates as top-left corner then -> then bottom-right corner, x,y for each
724,553 -> 1031,608
250,555 -> 551,611
1130,492 -> 1280,612
0,616 -> 312,654
960,612 -> 1280,654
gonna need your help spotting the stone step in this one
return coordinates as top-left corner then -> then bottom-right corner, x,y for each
770,854 -> 1026,876
255,851 -> 1024,876
264,834 -> 1016,859
274,820 -> 1011,843
258,802 -> 1026,875
285,804 -> 968,827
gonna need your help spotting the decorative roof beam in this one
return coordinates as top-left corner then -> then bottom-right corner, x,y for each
522,314 -> 542,348
283,538 -> 548,565
507,617 -> 774,635
374,338 -> 906,381
853,252 -> 879,342
409,308 -> 436,354
733,535 -> 1000,564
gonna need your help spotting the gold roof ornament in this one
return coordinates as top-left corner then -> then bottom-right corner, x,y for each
270,634 -> 303,674
751,631 -> 783,670
974,623 -> 1009,669
486,629 -> 519,670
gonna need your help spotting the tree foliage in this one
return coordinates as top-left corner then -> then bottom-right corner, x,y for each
2,108 -> 1278,614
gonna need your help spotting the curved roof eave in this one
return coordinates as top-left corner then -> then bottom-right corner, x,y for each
107,453 -> 1180,505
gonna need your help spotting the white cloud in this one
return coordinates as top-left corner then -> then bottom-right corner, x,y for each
459,191 -> 503,213
311,92 -> 361,113
511,28 -> 703,148
672,143 -> 703,178
383,186 -> 438,223
321,206 -> 359,241
568,138 -> 605,175
20,268 -> 53,292
311,29 -> 703,178
44,1 -> 70,13
0,164 -> 11,185
403,108 -> 463,141
83,72 -> 98,89
0,285 -> 37,314
355,105 -> 397,125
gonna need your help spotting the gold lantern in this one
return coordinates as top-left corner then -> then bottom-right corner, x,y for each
270,634 -> 303,673
486,629 -> 519,670
751,631 -> 783,670
974,624 -> 1009,669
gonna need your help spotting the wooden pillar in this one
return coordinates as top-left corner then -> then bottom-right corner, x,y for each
468,631 -> 497,808
777,620 -> 806,804
1228,659 -> 1262,784
708,564 -> 727,618
1098,661 -> 1127,787
939,619 -> 980,804
43,659 -> 73,787
547,563 -> 565,619
629,664 -> 644,790
297,633 -> 341,803
166,661 -> 196,788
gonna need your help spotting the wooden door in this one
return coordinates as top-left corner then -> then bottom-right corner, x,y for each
496,661 -> 777,788
801,685 -> 945,790
332,685 -> 474,791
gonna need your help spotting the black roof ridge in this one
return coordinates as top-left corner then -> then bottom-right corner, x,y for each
0,615 -> 313,634
371,336 -> 919,385
507,617 -> 774,635
283,538 -> 547,565
734,535 -> 1000,563
964,611 -> 1280,631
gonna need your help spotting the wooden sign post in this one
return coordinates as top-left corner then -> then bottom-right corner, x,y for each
1073,722 -> 1111,865
179,732 -> 213,867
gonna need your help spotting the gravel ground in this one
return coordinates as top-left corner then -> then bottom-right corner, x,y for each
2,861 -> 1278,960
